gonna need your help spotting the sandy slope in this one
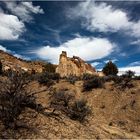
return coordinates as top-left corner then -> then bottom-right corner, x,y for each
1,79 -> 140,139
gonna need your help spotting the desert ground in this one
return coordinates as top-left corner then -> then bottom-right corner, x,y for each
1,75 -> 140,139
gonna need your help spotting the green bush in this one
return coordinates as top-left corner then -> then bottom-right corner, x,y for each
83,77 -> 104,91
102,61 -> 118,76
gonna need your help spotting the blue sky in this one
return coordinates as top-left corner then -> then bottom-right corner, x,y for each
0,1 -> 140,75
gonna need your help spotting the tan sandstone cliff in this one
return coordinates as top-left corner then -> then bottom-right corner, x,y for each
56,51 -> 97,77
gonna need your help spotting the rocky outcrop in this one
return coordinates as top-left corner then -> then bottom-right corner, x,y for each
56,51 -> 97,77
0,50 -> 43,73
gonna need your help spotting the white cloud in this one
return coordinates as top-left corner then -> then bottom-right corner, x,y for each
119,52 -> 127,57
104,58 -> 118,63
131,20 -> 140,38
69,0 -> 140,37
35,36 -> 116,64
0,12 -> 25,40
13,54 -> 30,60
119,61 -> 140,75
128,61 -> 140,66
91,62 -> 101,67
130,39 -> 140,45
0,45 -> 14,54
0,45 -> 7,52
118,66 -> 140,76
5,2 -> 44,22
69,1 -> 130,32
0,2 -> 44,40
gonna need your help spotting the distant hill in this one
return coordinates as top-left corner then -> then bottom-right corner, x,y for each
0,50 -> 44,73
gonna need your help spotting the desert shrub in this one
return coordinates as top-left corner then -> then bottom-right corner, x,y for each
104,75 -> 134,89
114,78 -> 134,90
29,72 -> 42,81
0,72 -> 60,138
50,73 -> 60,81
68,99 -> 91,122
103,75 -> 120,83
130,100 -> 136,108
43,63 -> 56,73
43,72 -> 60,81
66,75 -> 79,84
82,73 -> 95,80
122,70 -> 135,78
112,76 -> 123,84
0,60 -> 2,74
38,74 -> 54,87
109,122 -> 113,126
0,72 -> 45,129
100,105 -> 105,109
83,77 -> 104,91
38,72 -> 60,86
134,75 -> 140,80
117,120 -> 127,127
3,69 -> 32,81
102,76 -> 111,82
50,89 -> 74,110
31,69 -> 36,75
3,69 -> 11,77
50,90 -> 90,122
102,61 -> 118,76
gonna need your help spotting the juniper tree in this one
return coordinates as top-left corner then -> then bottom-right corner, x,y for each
102,61 -> 118,76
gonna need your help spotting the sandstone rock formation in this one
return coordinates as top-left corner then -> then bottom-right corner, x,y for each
56,51 -> 97,77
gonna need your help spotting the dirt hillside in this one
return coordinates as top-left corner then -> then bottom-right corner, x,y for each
5,79 -> 139,139
0,50 -> 44,72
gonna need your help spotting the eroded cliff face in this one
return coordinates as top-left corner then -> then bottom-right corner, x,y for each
56,51 -> 97,77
